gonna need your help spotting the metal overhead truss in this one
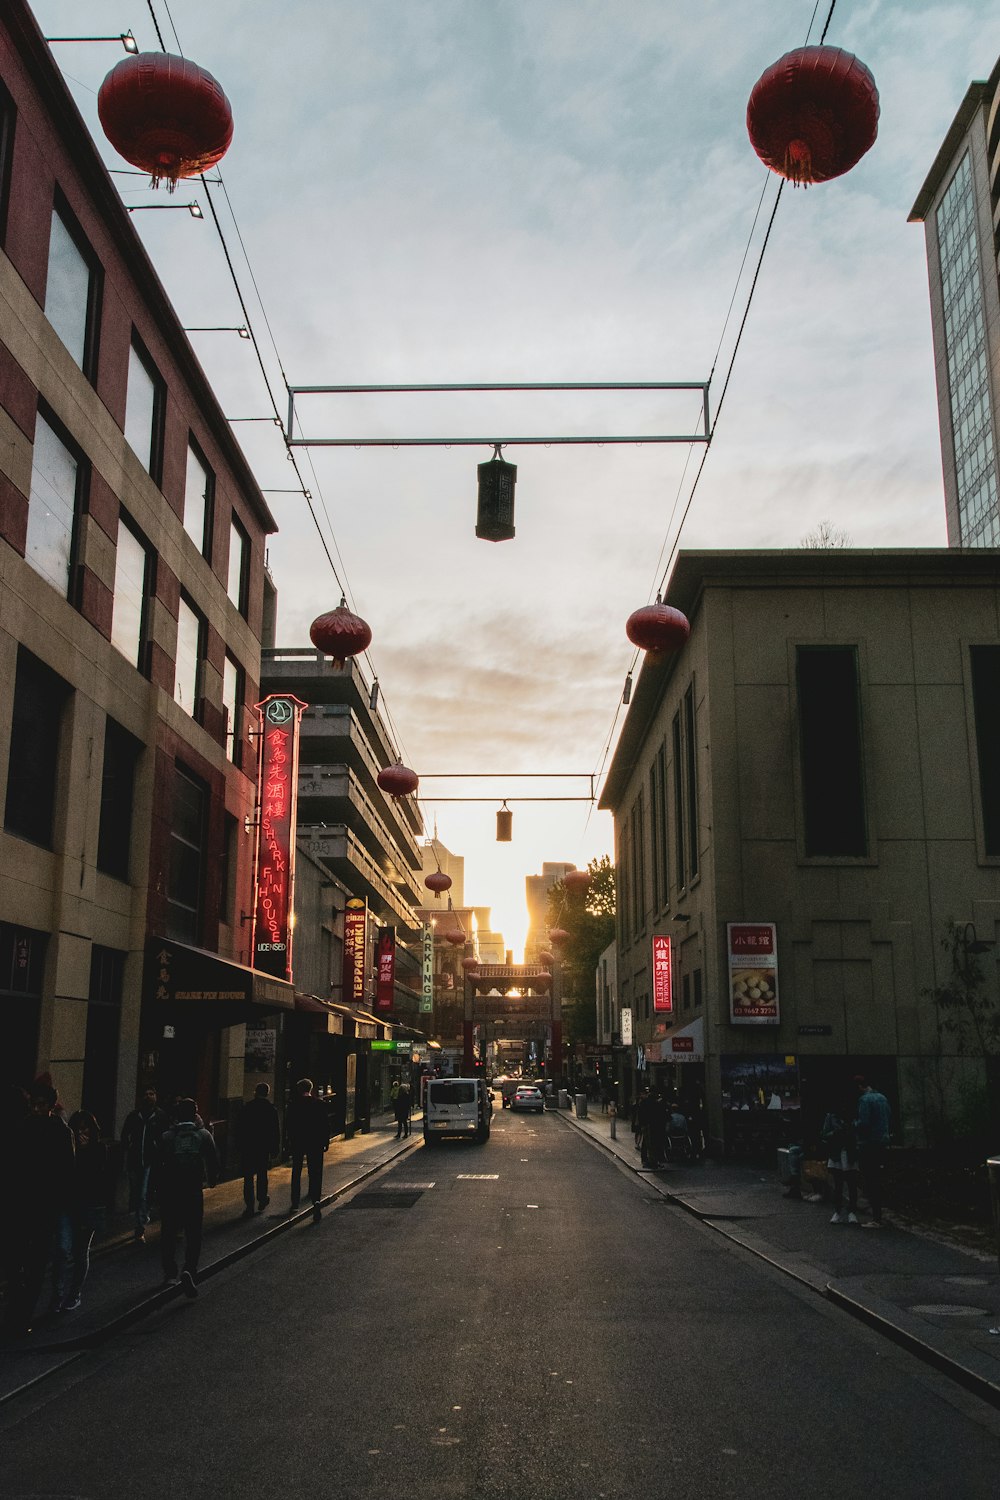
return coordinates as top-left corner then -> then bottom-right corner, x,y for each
283,380 -> 712,448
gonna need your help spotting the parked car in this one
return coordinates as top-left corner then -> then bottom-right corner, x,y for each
510,1084 -> 544,1115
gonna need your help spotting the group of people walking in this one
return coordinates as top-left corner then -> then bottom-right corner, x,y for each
631,1087 -> 701,1168
821,1075 -> 893,1228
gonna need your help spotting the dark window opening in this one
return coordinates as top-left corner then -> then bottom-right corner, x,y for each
672,712 -> 685,888
684,686 -> 699,879
5,648 -> 71,847
970,646 -> 1000,855
797,646 -> 867,857
166,764 -> 207,943
97,717 -> 142,880
0,83 -> 15,246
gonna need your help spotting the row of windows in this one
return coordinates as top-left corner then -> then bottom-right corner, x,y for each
618,645 -> 1000,951
25,408 -> 245,762
4,646 -> 238,937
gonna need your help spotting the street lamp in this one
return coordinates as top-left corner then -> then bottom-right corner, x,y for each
127,203 -> 204,218
961,921 -> 994,957
47,31 -> 139,53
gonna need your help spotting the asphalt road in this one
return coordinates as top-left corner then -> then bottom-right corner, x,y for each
2,1112 -> 999,1499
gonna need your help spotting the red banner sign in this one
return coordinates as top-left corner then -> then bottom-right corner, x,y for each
652,935 -> 673,1013
251,694 -> 307,980
343,898 -> 368,1008
375,926 -> 396,1012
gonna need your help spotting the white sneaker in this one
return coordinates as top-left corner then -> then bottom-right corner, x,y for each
829,1211 -> 846,1224
847,1212 -> 860,1225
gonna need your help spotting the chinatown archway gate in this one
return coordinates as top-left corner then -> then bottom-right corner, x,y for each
463,965 -> 559,1080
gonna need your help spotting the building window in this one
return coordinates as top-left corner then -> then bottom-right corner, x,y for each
111,513 -> 151,670
0,83 -> 14,245
227,514 -> 249,614
684,685 -> 699,879
672,711 -> 685,889
970,646 -> 1000,856
630,792 -> 645,936
222,655 -> 243,765
682,973 -> 691,1011
184,439 -> 212,556
174,595 -> 203,717
25,410 -> 84,597
649,742 -> 669,913
125,337 -> 164,480
796,646 -> 867,857
166,764 -> 207,943
693,967 -> 702,1012
936,153 -> 1000,547
45,201 -> 100,377
97,717 -> 142,880
4,648 -> 71,848
618,821 -> 631,948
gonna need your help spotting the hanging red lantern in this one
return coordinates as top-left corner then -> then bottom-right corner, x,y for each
626,598 -> 690,655
746,46 -> 879,187
538,949 -> 554,966
548,928 -> 569,946
377,762 -> 419,798
462,956 -> 479,972
98,53 -> 234,189
532,970 -> 552,988
424,870 -> 452,896
445,930 -> 465,947
309,597 -> 372,667
564,869 -> 590,896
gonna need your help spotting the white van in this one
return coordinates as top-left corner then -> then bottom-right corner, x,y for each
423,1077 -> 492,1144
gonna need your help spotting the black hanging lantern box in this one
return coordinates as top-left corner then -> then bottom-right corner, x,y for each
477,448 -> 516,542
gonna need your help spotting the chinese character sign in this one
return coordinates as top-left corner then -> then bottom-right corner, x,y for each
652,935 -> 673,1013
251,695 -> 307,981
420,923 -> 434,1013
376,926 -> 396,1012
727,922 -> 779,1025
621,1006 -> 634,1045
343,898 -> 368,1008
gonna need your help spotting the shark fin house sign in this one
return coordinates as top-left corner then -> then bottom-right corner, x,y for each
251,694 -> 307,981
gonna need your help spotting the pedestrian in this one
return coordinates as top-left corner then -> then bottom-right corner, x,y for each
53,1111 -> 110,1311
667,1100 -> 692,1160
237,1083 -> 280,1218
646,1088 -> 668,1168
286,1078 -> 330,1222
394,1081 -> 412,1139
157,1098 -> 219,1299
120,1086 -> 168,1243
854,1075 -> 892,1229
634,1087 -> 651,1163
4,1079 -> 74,1338
821,1099 -> 860,1225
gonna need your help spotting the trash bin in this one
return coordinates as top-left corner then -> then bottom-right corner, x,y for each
986,1157 -> 1000,1272
777,1144 -> 803,1199
558,1089 -> 571,1109
575,1093 -> 588,1119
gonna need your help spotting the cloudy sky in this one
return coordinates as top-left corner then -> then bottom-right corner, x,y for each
33,0 -> 997,953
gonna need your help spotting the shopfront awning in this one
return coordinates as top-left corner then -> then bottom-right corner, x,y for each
656,1015 -> 705,1063
294,994 -> 345,1035
146,938 -> 295,1029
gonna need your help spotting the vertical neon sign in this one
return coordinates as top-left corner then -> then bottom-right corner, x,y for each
251,694 -> 307,981
652,934 -> 673,1013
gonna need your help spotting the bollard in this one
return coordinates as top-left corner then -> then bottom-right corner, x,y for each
609,1101 -> 617,1140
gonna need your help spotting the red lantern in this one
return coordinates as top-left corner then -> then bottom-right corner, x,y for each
98,53 -> 234,189
424,870 -> 452,895
309,597 -> 372,667
377,762 -> 419,798
564,869 -> 590,896
445,930 -> 465,947
538,949 -> 554,966
747,46 -> 879,187
532,970 -> 552,988
462,956 -> 479,972
626,599 -> 690,656
548,928 -> 569,946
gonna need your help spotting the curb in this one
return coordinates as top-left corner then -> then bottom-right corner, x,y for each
0,1136 -> 419,1406
557,1108 -> 1000,1412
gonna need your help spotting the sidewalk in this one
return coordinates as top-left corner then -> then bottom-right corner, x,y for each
0,1113 -> 420,1405
559,1105 -> 1000,1409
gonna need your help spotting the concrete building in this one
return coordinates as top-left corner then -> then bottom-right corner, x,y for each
600,549 -> 1000,1155
0,0 -> 288,1145
910,55 -> 1000,548
524,862 -> 575,963
421,836 -> 465,906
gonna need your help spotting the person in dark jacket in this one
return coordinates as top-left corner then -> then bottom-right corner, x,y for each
393,1081 -> 413,1139
120,1087 -> 168,1242
157,1098 -> 219,1299
286,1078 -> 330,1222
238,1083 -> 280,1217
4,1081 -> 75,1338
53,1111 -> 109,1312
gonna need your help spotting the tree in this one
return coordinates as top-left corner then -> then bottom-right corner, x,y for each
800,519 -> 853,549
547,856 -> 616,1046
918,922 -> 1000,1148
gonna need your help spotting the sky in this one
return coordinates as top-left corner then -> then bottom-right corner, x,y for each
31,0 -> 998,957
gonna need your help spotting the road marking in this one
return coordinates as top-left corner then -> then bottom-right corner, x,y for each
456,1173 -> 499,1180
526,1203 -> 539,1208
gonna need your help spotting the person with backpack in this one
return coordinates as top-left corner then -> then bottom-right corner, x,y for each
157,1098 -> 219,1299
